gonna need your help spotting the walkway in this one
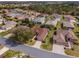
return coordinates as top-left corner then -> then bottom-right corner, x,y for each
32,41 -> 41,49
0,47 -> 9,55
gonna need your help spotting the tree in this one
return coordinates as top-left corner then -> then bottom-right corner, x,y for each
10,26 -> 35,43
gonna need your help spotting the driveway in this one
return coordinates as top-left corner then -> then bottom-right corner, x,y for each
52,44 -> 65,55
32,41 -> 41,49
0,37 -> 73,58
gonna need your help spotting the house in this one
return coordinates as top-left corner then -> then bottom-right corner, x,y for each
32,16 -> 46,24
34,28 -> 48,41
15,14 -> 29,20
5,12 -> 20,18
53,29 -> 67,45
64,15 -> 76,23
0,19 -> 3,24
62,21 -> 75,29
53,14 -> 61,21
45,14 -> 61,27
2,9 -> 9,13
53,29 -> 77,49
46,20 -> 57,27
1,21 -> 17,30
0,15 -> 5,24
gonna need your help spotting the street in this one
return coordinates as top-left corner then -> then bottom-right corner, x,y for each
0,37 -> 73,58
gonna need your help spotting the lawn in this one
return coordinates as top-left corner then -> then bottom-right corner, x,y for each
73,23 -> 79,44
73,23 -> 79,33
40,28 -> 55,51
27,39 -> 36,46
0,30 -> 11,37
0,44 -> 4,49
56,21 -> 61,29
0,27 -> 16,37
2,50 -> 20,58
65,45 -> 79,57
65,23 -> 79,57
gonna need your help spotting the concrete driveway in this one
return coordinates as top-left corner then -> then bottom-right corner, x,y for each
52,44 -> 65,55
32,41 -> 41,49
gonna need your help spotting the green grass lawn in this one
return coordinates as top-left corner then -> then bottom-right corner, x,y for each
0,29 -> 12,37
73,23 -> 79,44
73,23 -> 79,33
56,21 -> 61,29
27,39 -> 36,46
65,45 -> 79,57
2,50 -> 20,58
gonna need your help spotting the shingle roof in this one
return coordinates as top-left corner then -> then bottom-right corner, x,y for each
64,15 -> 76,21
35,28 -> 48,41
46,20 -> 57,26
63,21 -> 75,28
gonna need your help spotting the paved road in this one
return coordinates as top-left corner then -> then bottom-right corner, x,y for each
0,38 -> 73,58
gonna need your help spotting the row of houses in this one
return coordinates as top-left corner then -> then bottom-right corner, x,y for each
3,9 -> 77,29
3,9 -> 41,21
31,14 -> 61,27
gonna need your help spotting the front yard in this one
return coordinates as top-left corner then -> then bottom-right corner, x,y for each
40,28 -> 55,51
2,50 -> 32,58
26,36 -> 36,46
2,50 -> 20,58
65,45 -> 79,57
65,23 -> 79,57
0,44 -> 4,49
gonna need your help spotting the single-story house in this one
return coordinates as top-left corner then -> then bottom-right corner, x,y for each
64,15 -> 76,23
34,28 -> 48,41
0,19 -> 3,24
53,14 -> 61,21
5,12 -> 20,18
45,20 -> 57,27
1,21 -> 17,30
53,29 -> 77,49
32,16 -> 46,24
53,29 -> 67,45
62,21 -> 75,29
15,14 -> 29,20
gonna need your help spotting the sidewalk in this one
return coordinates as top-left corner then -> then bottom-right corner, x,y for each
0,47 -> 9,55
4,33 -> 13,39
32,41 -> 41,49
